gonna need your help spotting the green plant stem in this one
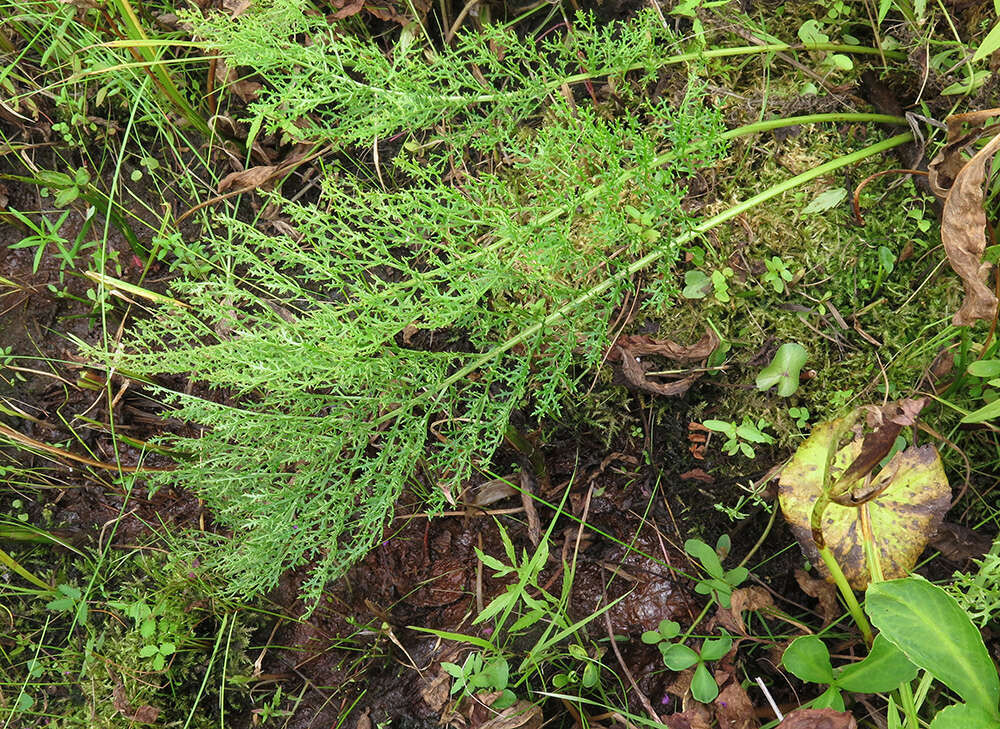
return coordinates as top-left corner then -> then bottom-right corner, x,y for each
817,544 -> 874,646
379,131 -> 913,425
897,680 -> 919,729
534,112 -> 907,231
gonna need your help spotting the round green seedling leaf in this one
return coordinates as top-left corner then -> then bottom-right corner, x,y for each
756,343 -> 808,397
778,416 -> 950,589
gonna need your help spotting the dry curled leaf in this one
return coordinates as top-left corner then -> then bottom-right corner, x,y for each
112,683 -> 161,724
478,701 -> 542,729
664,702 -> 713,729
777,708 -> 856,729
927,111 -> 1000,325
615,329 -> 719,397
794,569 -> 839,626
726,586 -> 775,635
217,164 -> 281,193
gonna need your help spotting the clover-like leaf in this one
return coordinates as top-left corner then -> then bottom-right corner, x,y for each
756,343 -> 808,397
691,662 -> 720,703
699,634 -> 732,662
778,415 -> 950,589
662,643 -> 699,671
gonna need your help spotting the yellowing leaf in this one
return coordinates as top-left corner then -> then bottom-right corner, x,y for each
779,416 -> 950,590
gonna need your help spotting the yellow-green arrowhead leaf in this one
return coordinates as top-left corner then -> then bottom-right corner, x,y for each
779,416 -> 950,589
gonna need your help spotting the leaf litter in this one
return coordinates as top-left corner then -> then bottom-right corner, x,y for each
928,109 -> 1000,326
779,402 -> 951,590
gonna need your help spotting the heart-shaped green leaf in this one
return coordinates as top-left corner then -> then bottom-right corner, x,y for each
782,635 -> 834,684
836,634 -> 918,693
778,416 -> 950,589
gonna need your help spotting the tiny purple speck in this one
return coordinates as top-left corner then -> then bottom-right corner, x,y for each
661,695 -> 670,705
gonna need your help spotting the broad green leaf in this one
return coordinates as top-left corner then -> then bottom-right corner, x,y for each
685,538 -> 724,577
802,188 -> 848,215
658,619 -> 680,639
836,634 -> 918,693
928,702 -> 1000,729
480,656 -> 508,690
972,20 -> 1000,64
779,416 -> 950,589
492,689 -> 517,709
139,645 -> 159,658
814,685 -> 846,711
683,270 -> 711,299
782,635 -> 834,684
691,662 -> 719,703
968,360 -> 1000,378
962,397 -> 1000,424
866,578 -> 1000,714
662,643 -> 699,671
641,630 -> 661,644
756,343 -> 808,397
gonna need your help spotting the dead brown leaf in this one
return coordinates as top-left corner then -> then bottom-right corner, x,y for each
726,586 -> 775,635
794,569 -> 839,626
615,329 -> 719,397
478,701 -> 542,729
111,683 -> 161,724
679,468 -> 714,483
714,681 -> 759,729
928,109 -> 1000,197
663,703 -> 713,729
776,708 -> 857,729
420,667 -> 451,713
615,329 -> 720,361
213,58 -> 262,103
217,164 -> 281,193
931,125 -> 1000,325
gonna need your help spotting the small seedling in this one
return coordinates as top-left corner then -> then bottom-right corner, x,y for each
642,618 -> 732,702
552,643 -> 603,690
788,406 -> 810,429
45,584 -> 88,623
442,653 -> 516,709
782,634 -> 917,711
682,267 -> 734,303
762,256 -> 794,293
756,343 -> 808,397
641,618 -> 681,646
661,632 -> 733,703
702,416 -> 774,458
139,641 -> 177,671
685,535 -> 748,608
